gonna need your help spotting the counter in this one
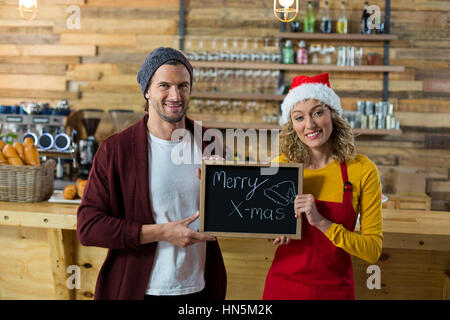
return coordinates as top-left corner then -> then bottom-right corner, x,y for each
0,201 -> 449,299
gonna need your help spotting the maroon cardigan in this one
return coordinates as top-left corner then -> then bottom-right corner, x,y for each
76,114 -> 227,300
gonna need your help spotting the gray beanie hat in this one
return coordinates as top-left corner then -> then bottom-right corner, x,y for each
137,47 -> 193,99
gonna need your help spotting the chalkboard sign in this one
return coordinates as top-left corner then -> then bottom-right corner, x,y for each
199,162 -> 303,239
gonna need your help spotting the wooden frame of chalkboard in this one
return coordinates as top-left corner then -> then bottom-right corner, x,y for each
199,161 -> 303,239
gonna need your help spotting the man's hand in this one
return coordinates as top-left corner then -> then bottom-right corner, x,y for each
160,211 -> 216,247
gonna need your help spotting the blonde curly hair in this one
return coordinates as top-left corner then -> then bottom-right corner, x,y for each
279,105 -> 356,165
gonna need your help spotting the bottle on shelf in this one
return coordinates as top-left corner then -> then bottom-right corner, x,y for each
272,38 -> 282,63
230,37 -> 240,62
197,37 -> 207,61
309,44 -> 321,64
184,37 -> 195,61
207,38 -> 219,61
337,0 -> 348,34
290,16 -> 300,32
361,2 -> 371,34
282,40 -> 294,64
220,37 -> 230,61
250,37 -> 261,62
240,37 -> 250,62
320,0 -> 332,33
296,40 -> 308,64
262,37 -> 271,63
304,0 -> 315,33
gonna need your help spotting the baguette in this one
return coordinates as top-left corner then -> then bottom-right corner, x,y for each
24,144 -> 40,166
0,140 -> 5,151
3,144 -> 24,166
23,137 -> 35,147
63,184 -> 78,200
0,150 -> 8,165
13,142 -> 25,161
8,157 -> 24,166
76,179 -> 87,198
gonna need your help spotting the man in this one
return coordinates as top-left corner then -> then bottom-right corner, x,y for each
77,47 -> 227,300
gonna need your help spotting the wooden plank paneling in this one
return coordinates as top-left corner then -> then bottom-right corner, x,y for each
425,136 -> 450,149
66,63 -> 118,81
0,56 -> 80,64
423,80 -> 450,93
398,99 -> 450,113
82,7 -> 180,19
74,243 -> 107,300
0,45 -> 96,57
0,226 -> 55,300
396,112 -> 450,128
84,0 -> 180,8
0,74 -> 66,91
136,35 -> 179,51
0,88 -> 78,100
54,19 -> 177,34
399,156 -> 450,169
394,49 -> 450,61
0,34 -> 60,45
47,229 -> 74,300
0,63 -> 66,75
60,33 -> 136,47
0,19 -> 54,27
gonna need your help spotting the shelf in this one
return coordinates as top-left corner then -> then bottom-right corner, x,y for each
353,129 -> 402,135
275,32 -> 398,41
191,91 -> 284,101
200,121 -> 403,135
191,61 -> 405,73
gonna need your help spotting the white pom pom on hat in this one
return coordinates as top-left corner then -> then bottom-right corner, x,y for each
279,73 -> 342,125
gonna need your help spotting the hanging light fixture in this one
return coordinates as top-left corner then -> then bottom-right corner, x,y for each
18,0 -> 39,21
274,0 -> 299,23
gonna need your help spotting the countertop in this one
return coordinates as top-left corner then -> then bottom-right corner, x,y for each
0,201 -> 449,251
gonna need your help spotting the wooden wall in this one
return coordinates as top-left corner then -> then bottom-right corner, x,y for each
1,225 -> 448,300
78,239 -> 449,301
0,0 -> 448,210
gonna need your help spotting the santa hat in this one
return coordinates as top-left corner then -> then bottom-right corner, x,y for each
279,73 -> 342,125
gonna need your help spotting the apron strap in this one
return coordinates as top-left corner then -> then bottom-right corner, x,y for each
340,161 -> 353,204
340,161 -> 356,230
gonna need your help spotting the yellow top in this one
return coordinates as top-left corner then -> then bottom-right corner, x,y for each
273,154 -> 383,264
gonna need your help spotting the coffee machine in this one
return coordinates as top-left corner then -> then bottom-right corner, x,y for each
77,109 -> 104,179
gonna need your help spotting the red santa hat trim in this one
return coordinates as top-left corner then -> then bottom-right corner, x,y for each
279,73 -> 342,125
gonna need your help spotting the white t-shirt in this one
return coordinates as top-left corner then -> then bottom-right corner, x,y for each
145,131 -> 206,296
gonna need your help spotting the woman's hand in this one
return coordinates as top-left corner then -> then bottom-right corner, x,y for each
294,194 -> 332,234
269,236 -> 291,246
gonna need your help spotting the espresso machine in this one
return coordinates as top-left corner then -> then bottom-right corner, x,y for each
109,109 -> 134,133
77,109 -> 104,179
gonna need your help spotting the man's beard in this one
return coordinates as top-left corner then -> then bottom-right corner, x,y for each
150,99 -> 189,123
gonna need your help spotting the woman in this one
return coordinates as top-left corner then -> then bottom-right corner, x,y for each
263,73 -> 383,300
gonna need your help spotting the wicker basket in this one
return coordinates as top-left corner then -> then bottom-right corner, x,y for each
0,159 -> 56,202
